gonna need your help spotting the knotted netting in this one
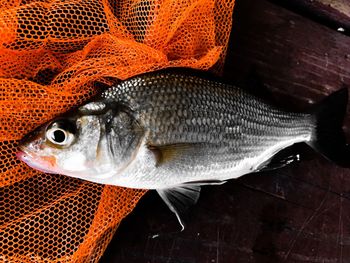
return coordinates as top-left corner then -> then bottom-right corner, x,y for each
0,0 -> 235,261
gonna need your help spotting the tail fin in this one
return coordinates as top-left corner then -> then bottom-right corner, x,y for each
308,88 -> 350,167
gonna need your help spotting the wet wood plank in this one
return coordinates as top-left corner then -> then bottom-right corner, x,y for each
270,0 -> 350,34
101,0 -> 350,262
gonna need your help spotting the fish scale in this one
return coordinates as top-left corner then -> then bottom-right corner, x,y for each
102,72 -> 312,142
99,71 -> 314,186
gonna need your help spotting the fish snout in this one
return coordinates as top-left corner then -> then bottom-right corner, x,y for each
16,150 -> 27,161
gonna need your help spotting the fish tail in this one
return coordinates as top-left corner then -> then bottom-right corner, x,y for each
307,87 -> 350,167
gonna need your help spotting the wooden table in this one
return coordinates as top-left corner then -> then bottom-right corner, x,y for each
101,0 -> 350,262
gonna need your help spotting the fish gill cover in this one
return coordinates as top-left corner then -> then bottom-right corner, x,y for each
0,0 -> 235,262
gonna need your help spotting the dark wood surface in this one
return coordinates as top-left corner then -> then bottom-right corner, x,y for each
101,0 -> 350,262
271,0 -> 350,35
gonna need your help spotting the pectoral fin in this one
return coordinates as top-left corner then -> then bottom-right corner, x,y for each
157,185 -> 201,231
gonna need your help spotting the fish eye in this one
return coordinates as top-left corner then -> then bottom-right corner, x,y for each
46,120 -> 75,146
50,129 -> 66,143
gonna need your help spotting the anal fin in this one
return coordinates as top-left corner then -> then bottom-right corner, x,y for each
157,185 -> 201,231
258,144 -> 305,172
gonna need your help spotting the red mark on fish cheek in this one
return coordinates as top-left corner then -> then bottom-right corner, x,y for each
41,156 -> 57,167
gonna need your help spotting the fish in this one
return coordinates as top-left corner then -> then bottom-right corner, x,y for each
17,69 -> 350,229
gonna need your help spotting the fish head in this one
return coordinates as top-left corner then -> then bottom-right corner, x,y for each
17,104 -> 145,182
17,115 -> 88,175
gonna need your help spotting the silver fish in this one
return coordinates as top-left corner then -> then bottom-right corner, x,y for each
17,69 -> 350,229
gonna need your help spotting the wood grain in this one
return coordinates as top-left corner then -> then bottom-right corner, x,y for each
269,0 -> 350,34
318,0 -> 350,15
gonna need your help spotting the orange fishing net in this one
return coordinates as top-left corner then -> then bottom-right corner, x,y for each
0,0 -> 235,261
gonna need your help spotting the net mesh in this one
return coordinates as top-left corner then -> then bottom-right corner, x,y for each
0,0 -> 235,261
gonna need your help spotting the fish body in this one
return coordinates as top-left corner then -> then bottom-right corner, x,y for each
18,69 -> 350,228
97,72 -> 313,189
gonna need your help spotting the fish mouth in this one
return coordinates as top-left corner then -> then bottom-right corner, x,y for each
16,149 -> 57,174
16,150 -> 27,162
